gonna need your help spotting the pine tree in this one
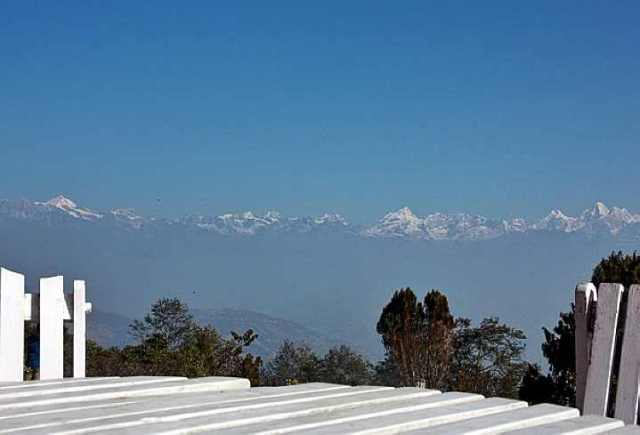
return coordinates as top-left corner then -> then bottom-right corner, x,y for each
376,288 -> 455,388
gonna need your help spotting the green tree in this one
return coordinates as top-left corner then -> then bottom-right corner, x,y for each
87,298 -> 262,384
264,341 -> 320,385
130,298 -> 197,350
319,345 -> 374,386
376,288 -> 424,386
377,288 -> 527,394
519,363 -> 557,405
419,290 -> 455,389
376,288 -> 454,388
450,317 -> 527,399
592,251 -> 640,286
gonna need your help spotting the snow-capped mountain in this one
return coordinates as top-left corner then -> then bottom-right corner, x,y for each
364,207 -> 526,241
181,210 -> 349,235
37,195 -> 103,221
533,209 -> 581,233
1,195 -> 639,241
532,202 -> 640,237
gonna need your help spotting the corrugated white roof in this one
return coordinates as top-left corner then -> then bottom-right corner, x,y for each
0,376 -> 636,434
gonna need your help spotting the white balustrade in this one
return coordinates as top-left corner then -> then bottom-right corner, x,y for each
0,267 -> 91,382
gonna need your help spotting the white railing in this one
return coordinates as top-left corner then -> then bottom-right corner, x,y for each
575,282 -> 640,425
0,267 -> 91,382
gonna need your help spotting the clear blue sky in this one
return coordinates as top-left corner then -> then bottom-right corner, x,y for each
1,1 -> 639,222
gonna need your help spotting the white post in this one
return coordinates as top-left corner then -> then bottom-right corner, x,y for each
575,282 -> 597,412
0,267 -> 25,382
40,276 -> 65,380
583,283 -> 623,416
615,284 -> 640,424
73,280 -> 92,378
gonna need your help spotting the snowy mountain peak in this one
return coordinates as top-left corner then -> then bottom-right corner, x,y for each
39,195 -> 103,221
548,209 -> 568,219
45,195 -> 78,210
391,206 -> 418,220
535,209 -> 579,232
264,211 -> 282,220
111,208 -> 141,219
587,201 -> 610,219
314,213 -> 348,226
365,207 -> 425,239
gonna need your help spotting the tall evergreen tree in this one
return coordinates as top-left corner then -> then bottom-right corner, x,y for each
419,290 -> 455,389
377,288 -> 456,389
376,288 -> 425,386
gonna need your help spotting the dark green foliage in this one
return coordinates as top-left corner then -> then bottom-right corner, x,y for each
262,341 -> 321,385
86,298 -> 263,385
373,357 -> 401,386
319,345 -> 374,386
592,251 -> 640,288
263,341 -> 374,386
376,288 -> 425,386
519,364 -> 557,404
129,298 -> 196,350
539,309 -> 576,406
450,317 -> 527,399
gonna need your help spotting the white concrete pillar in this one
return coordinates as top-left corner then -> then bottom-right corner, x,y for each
615,284 -> 640,424
575,282 -> 597,413
583,283 -> 623,416
39,276 -> 65,380
0,267 -> 25,382
73,280 -> 92,378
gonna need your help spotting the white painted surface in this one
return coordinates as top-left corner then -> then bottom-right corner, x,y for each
615,284 -> 640,424
404,404 -> 578,434
0,376 -> 183,399
56,386 -> 399,433
609,427 -> 640,434
39,275 -> 65,380
0,267 -> 25,382
261,398 -> 527,435
0,376 -> 249,411
575,282 -> 597,412
0,383 -> 346,432
0,379 -> 637,434
73,280 -> 89,378
5,387 -> 434,434
504,414 -> 624,434
583,283 -> 623,416
24,292 -> 35,320
221,392 -> 478,435
0,376 -> 115,389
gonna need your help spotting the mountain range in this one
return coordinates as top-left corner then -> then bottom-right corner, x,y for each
2,195 -> 640,241
1,195 -> 639,362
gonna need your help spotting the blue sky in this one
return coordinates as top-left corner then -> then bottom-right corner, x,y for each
1,1 -> 639,222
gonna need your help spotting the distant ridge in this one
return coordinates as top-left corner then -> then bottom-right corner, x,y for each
2,195 -> 639,241
193,308 -> 346,359
87,307 -> 343,359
